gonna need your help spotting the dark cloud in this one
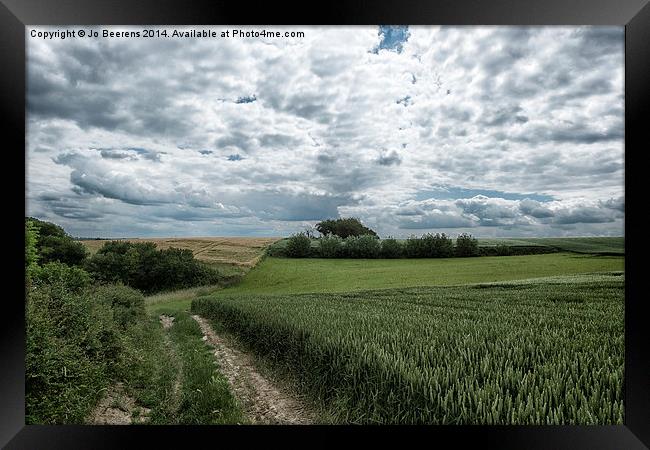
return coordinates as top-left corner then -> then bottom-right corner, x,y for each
100,149 -> 136,160
519,199 -> 555,218
377,150 -> 402,166
553,206 -> 616,224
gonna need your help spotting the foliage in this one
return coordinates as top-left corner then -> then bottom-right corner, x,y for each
405,233 -> 454,258
26,217 -> 88,266
26,279 -> 121,424
496,243 -> 512,256
341,235 -> 380,258
315,217 -> 378,238
85,241 -> 224,294
319,235 -> 343,258
380,237 -> 403,258
455,233 -> 479,257
285,233 -> 313,258
25,220 -> 40,272
31,262 -> 92,293
93,284 -> 145,330
193,274 -> 624,424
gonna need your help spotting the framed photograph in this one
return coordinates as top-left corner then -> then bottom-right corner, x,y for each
2,0 -> 649,448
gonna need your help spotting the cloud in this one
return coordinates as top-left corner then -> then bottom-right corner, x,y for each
377,150 -> 402,166
26,25 -> 623,237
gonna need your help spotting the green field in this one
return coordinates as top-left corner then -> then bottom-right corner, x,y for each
517,237 -> 624,255
193,273 -> 624,424
222,253 -> 624,295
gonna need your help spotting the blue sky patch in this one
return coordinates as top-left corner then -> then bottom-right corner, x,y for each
373,26 -> 410,53
235,94 -> 257,104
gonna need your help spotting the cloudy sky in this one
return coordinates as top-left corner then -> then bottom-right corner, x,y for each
26,26 -> 624,238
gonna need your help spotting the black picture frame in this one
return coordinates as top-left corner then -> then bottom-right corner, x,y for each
2,1 -> 648,448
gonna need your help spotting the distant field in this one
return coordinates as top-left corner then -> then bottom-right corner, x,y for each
79,237 -> 280,269
194,273 -> 624,424
515,237 -> 624,255
221,253 -> 624,295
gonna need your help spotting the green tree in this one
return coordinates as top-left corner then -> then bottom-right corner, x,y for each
455,233 -> 479,257
315,217 -> 377,238
26,217 -> 88,266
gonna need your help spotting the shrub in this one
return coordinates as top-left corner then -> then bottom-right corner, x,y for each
26,220 -> 39,271
431,233 -> 454,257
316,217 -> 378,238
266,240 -> 288,257
285,233 -> 312,258
343,235 -> 380,258
319,235 -> 343,258
455,233 -> 479,257
405,235 -> 425,258
380,237 -> 403,258
31,262 -> 92,293
405,233 -> 454,258
496,243 -> 512,256
85,241 -> 224,294
26,281 -> 120,424
93,284 -> 145,330
26,217 -> 88,266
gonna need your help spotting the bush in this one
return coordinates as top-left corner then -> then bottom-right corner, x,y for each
405,235 -> 425,258
315,217 -> 378,238
495,243 -> 512,256
31,262 -> 92,293
26,221 -> 39,271
455,233 -> 479,257
343,235 -> 380,258
285,233 -> 312,258
26,281 -> 120,424
26,217 -> 88,266
319,235 -> 343,258
93,284 -> 145,330
85,241 -> 224,294
380,238 -> 403,258
405,233 -> 454,258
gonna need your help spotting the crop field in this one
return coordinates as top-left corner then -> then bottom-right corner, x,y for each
516,237 -> 624,255
222,253 -> 624,295
79,237 -> 280,269
192,273 -> 624,424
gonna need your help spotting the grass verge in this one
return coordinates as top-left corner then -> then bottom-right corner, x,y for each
119,310 -> 245,424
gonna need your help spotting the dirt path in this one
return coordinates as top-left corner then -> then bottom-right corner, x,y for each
191,314 -> 316,424
88,382 -> 151,425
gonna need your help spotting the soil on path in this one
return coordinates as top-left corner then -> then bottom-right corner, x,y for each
88,382 -> 150,425
191,314 -> 316,425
